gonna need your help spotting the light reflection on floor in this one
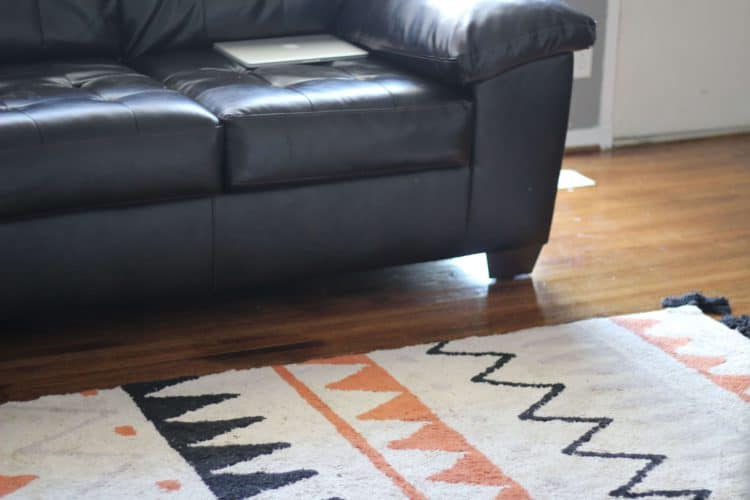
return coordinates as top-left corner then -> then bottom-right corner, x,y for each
448,253 -> 494,286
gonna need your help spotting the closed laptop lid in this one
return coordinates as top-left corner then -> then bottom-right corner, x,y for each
214,34 -> 368,67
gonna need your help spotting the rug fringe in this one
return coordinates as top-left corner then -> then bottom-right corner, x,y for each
662,292 -> 749,339
661,292 -> 732,315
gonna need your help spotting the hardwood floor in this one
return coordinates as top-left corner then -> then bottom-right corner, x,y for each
2,134 -> 749,402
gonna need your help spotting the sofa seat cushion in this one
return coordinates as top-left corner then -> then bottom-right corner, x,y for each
133,51 -> 472,190
0,60 -> 222,219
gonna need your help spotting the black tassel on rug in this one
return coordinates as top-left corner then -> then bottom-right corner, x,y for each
721,315 -> 750,339
662,292 -> 750,340
661,292 -> 732,315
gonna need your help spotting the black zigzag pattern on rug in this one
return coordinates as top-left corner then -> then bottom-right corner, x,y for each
124,376 -> 317,499
427,342 -> 712,500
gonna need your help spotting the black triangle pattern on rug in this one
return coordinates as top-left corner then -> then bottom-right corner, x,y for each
123,376 -> 317,499
427,342 -> 712,500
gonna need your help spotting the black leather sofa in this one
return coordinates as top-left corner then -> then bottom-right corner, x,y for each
0,0 -> 595,313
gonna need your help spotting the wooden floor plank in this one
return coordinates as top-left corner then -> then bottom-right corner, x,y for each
2,134 -> 749,402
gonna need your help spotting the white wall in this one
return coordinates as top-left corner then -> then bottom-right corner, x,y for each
613,0 -> 750,142
565,0 -> 619,150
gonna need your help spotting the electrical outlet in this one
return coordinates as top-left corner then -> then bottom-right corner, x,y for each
574,47 -> 593,79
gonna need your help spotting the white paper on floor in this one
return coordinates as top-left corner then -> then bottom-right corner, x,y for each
558,169 -> 596,190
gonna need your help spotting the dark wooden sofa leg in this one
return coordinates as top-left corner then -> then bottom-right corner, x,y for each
486,244 -> 543,279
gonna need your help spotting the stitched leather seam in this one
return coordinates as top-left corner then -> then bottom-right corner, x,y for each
201,0 -> 209,45
71,68 -> 135,81
282,86 -> 317,112
34,0 -> 46,49
133,3 -> 162,59
116,0 -> 125,59
251,72 -> 317,111
162,69 -> 223,86
230,162 -> 466,191
4,96 -> 102,110
0,195 -> 215,225
78,72 -> 153,87
80,79 -> 142,134
282,0 -> 289,33
190,72 -> 268,102
112,89 -> 194,100
116,100 -> 141,134
0,127 -> 221,153
14,108 -> 44,143
334,64 -> 399,108
219,101 -> 469,120
1,90 -> 187,111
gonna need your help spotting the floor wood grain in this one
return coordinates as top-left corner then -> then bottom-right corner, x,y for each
2,134 -> 749,402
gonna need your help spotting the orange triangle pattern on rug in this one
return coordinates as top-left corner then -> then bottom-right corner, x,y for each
428,452 -> 510,486
156,479 -> 181,492
326,364 -> 403,393
0,475 -> 38,497
312,355 -> 530,499
389,421 -> 468,453
613,316 -> 750,401
358,392 -> 436,422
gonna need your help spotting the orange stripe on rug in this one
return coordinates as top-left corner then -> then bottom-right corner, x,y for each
314,355 -> 531,499
273,366 -> 426,500
612,317 -> 750,402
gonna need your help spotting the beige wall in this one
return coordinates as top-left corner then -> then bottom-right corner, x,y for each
614,0 -> 750,141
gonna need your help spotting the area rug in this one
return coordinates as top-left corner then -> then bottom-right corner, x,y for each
1,306 -> 748,499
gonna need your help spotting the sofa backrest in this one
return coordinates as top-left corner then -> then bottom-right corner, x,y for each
120,0 -> 344,59
0,0 -> 120,63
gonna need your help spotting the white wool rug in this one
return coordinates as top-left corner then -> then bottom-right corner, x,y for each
1,306 -> 748,499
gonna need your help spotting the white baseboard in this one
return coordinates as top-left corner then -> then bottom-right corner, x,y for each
568,125 -> 750,151
614,126 -> 750,148
566,126 -> 606,150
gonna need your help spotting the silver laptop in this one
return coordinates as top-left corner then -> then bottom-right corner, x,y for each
214,34 -> 368,68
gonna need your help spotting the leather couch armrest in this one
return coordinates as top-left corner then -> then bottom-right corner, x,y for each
337,0 -> 596,85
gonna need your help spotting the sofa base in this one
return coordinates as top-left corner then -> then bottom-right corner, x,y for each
214,167 -> 471,291
0,199 -> 214,315
486,245 -> 543,279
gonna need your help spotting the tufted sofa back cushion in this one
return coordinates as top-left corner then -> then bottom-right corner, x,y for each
0,0 -> 121,63
120,0 -> 344,59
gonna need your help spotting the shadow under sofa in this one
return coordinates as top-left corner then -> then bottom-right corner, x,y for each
0,0 -> 596,313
